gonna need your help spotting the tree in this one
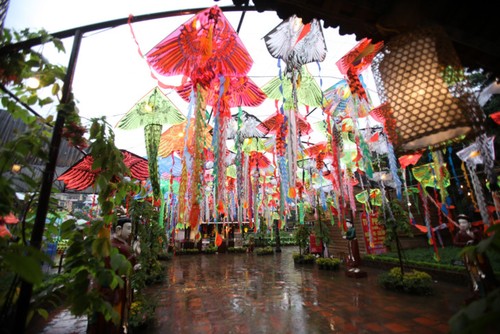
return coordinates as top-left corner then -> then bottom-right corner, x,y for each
381,198 -> 412,274
294,224 -> 310,256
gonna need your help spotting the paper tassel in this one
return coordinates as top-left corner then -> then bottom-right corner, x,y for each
298,202 -> 304,224
465,161 -> 491,227
477,132 -> 498,191
145,123 -> 162,200
460,161 -> 478,210
188,86 -> 207,228
419,185 -> 440,261
431,151 -> 448,203
447,146 -> 462,194
278,156 -> 289,202
387,142 -> 402,199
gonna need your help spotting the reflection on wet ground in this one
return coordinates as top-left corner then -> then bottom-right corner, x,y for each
139,246 -> 466,334
36,246 -> 468,333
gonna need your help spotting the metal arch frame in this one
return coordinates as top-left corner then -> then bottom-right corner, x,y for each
0,5 -> 257,54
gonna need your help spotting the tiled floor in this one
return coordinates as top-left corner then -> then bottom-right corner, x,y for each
33,246 -> 469,333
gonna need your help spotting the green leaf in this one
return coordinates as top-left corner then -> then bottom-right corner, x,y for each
52,38 -> 65,52
51,82 -> 60,96
96,269 -> 114,287
110,252 -> 131,276
92,237 -> 110,258
37,308 -> 49,320
3,253 -> 43,284
39,97 -> 54,106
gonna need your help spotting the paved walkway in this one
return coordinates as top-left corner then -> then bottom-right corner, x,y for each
34,246 -> 468,333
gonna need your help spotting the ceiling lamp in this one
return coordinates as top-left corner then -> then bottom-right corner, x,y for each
371,26 -> 485,154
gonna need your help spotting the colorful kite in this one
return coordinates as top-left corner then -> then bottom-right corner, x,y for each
336,38 -> 383,101
146,6 -> 252,85
147,6 -> 255,228
264,15 -> 327,76
57,150 -> 149,191
117,87 -> 185,200
158,119 -> 213,158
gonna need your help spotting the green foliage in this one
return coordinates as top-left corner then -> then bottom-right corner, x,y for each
256,246 -> 274,255
293,253 -> 316,264
449,224 -> 500,333
313,220 -> 330,246
58,218 -> 129,323
227,247 -> 247,253
294,225 -> 310,255
40,118 -> 139,325
316,257 -> 341,270
129,292 -> 157,330
381,199 -> 412,247
449,288 -> 500,334
1,243 -> 51,284
0,28 -> 65,87
367,243 -> 500,275
176,248 -> 200,255
128,200 -> 166,289
378,267 -> 433,295
203,245 -> 218,254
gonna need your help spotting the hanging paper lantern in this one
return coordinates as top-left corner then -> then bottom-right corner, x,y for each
371,26 -> 485,153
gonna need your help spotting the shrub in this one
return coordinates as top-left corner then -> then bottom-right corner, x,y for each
293,253 -> 316,264
316,257 -> 341,270
129,293 -> 157,330
228,247 -> 247,253
202,246 -> 218,254
378,267 -> 434,295
176,248 -> 200,255
256,246 -> 274,255
157,251 -> 172,261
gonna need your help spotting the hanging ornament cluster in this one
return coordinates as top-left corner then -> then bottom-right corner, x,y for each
103,6 -> 500,263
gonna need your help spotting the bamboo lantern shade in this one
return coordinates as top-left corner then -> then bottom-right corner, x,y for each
371,26 -> 485,153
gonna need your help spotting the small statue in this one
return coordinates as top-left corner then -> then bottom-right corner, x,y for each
453,214 -> 498,303
343,219 -> 361,273
112,217 -> 141,271
88,217 -> 141,334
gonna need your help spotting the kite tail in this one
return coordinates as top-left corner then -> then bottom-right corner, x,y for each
145,123 -> 162,201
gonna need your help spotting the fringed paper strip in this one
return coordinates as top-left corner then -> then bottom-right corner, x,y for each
188,86 -> 207,228
466,161 -> 491,227
431,151 -> 448,203
387,143 -> 402,199
477,133 -> 498,192
419,185 -> 440,261
460,161 -> 478,210
447,146 -> 462,194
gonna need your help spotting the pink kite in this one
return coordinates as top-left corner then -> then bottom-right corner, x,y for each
146,6 -> 252,86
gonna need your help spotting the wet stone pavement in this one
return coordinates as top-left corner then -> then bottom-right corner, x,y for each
37,246 -> 468,333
